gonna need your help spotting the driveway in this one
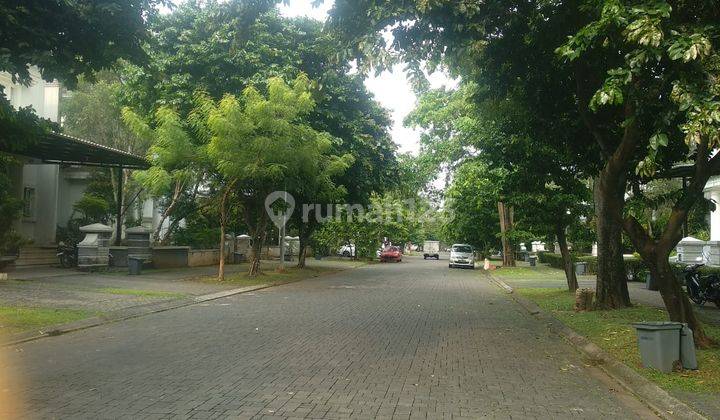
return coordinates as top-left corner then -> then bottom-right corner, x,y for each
1,256 -> 652,419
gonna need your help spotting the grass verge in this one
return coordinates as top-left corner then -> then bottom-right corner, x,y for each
516,288 -> 720,394
494,265 -> 569,280
96,288 -> 185,298
199,263 -> 351,287
0,306 -> 94,336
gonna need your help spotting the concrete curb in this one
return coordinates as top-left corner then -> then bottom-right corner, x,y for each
1,283 -> 272,347
486,272 -> 706,420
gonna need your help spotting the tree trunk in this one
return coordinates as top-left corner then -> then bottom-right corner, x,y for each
498,201 -> 515,267
217,180 -> 236,281
556,224 -> 578,292
218,222 -> 226,280
248,211 -> 267,277
297,237 -> 307,269
647,256 -> 711,347
594,175 -> 631,308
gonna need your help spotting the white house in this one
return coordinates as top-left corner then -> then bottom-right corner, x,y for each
704,176 -> 720,241
1,68 -> 165,266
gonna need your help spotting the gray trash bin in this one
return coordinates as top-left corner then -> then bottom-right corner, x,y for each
128,257 -> 143,275
632,322 -> 682,372
529,256 -> 537,267
574,261 -> 587,276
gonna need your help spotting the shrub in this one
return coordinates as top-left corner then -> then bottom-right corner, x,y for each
537,252 -> 648,281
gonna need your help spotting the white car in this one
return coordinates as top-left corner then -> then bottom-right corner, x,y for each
449,244 -> 475,269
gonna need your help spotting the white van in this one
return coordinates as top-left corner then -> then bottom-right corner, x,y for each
449,244 -> 475,269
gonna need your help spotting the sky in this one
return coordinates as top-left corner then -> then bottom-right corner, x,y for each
278,1 -> 458,155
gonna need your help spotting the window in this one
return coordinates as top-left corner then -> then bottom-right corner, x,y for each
23,186 -> 36,218
452,245 -> 472,253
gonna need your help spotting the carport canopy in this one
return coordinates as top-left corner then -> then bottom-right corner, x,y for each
8,131 -> 150,169
2,131 -> 150,245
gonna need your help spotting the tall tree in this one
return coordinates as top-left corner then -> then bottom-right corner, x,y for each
60,73 -> 149,230
328,0 -> 719,343
122,106 -> 207,243
203,75 -> 350,276
119,3 -> 397,245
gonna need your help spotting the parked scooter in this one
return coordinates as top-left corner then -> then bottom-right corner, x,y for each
57,242 -> 77,268
683,263 -> 720,308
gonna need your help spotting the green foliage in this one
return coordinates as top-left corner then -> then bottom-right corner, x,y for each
73,195 -> 111,224
61,73 -> 148,156
442,161 -> 502,253
121,2 -> 396,205
0,1 -> 163,87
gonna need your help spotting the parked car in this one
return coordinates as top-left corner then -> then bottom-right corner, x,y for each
338,244 -> 355,257
380,246 -> 402,262
423,240 -> 440,260
449,244 -> 474,269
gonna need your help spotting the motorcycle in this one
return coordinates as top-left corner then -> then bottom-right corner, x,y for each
57,242 -> 77,268
683,263 -> 720,308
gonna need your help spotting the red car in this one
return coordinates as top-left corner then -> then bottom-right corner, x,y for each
380,246 -> 402,262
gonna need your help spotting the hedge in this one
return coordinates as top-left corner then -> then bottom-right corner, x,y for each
538,252 -> 720,282
537,252 -> 646,281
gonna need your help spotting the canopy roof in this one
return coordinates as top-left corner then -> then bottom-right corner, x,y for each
6,132 -> 149,169
657,163 -> 720,179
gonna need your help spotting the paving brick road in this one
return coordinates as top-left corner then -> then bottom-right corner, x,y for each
1,257 -> 653,419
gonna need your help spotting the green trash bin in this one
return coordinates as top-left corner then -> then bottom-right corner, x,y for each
632,322 -> 682,373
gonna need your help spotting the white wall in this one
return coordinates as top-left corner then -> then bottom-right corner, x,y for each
0,67 -> 60,122
2,67 -> 62,245
704,176 -> 720,241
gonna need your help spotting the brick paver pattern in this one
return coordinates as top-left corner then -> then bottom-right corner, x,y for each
1,258 -> 643,419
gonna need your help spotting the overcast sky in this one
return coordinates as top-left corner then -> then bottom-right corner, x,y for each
277,1 -> 457,155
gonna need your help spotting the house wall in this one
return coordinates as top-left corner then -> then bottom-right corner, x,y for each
2,68 -> 64,246
703,176 -> 720,241
57,167 -> 92,226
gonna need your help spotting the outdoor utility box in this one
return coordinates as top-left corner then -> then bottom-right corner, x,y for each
126,226 -> 151,263
680,324 -> 698,370
234,235 -> 251,263
632,322 -> 683,373
574,261 -> 587,276
77,223 -> 113,269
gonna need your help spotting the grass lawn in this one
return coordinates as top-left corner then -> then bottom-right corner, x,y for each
516,288 -> 720,394
199,261 -> 357,287
0,306 -> 95,336
96,288 -> 185,298
493,265 -> 568,280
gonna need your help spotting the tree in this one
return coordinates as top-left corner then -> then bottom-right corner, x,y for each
60,73 -> 149,231
443,161 -> 502,255
118,2 -> 397,251
556,0 -> 720,344
202,75 -> 349,276
122,106 -> 207,244
329,0 -> 719,343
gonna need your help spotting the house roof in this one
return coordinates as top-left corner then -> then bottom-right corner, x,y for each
5,132 -> 149,169
657,163 -> 720,179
